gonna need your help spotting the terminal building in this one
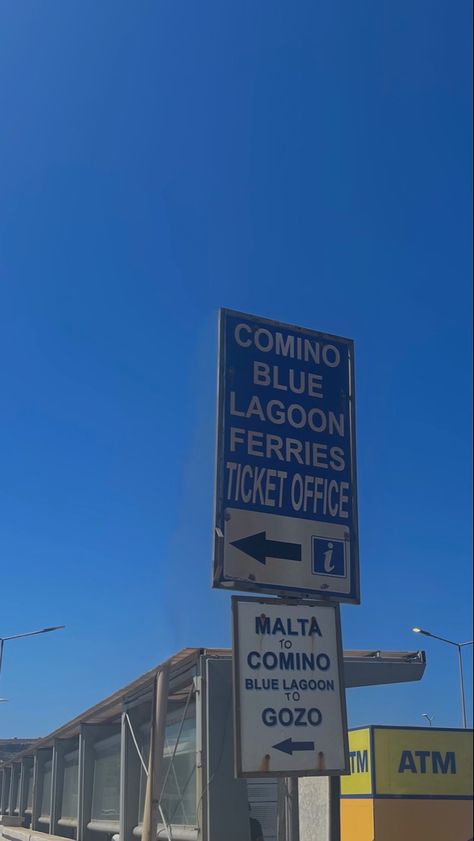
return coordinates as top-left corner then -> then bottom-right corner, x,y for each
0,646 -> 471,841
0,745 -> 39,767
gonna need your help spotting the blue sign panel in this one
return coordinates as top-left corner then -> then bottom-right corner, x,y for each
213,309 -> 359,602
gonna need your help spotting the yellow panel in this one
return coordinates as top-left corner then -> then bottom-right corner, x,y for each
374,728 -> 473,796
340,798 -> 374,841
341,728 -> 372,796
374,798 -> 474,841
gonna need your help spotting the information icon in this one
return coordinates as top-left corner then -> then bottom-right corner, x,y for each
312,537 -> 347,578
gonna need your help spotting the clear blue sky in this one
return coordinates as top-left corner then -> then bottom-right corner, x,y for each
0,1 -> 471,737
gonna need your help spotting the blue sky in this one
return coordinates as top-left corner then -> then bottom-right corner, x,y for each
0,1 -> 471,737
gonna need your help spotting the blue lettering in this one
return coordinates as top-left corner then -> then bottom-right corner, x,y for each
256,616 -> 271,635
432,751 -> 456,774
357,750 -> 368,773
299,619 -> 309,635
272,618 -> 286,635
287,619 -> 298,636
294,708 -> 307,726
262,708 -> 277,726
349,750 -> 368,773
308,708 -> 322,726
248,652 -> 260,669
280,653 -> 293,670
260,707 -> 322,727
252,617 -> 323,636
399,751 -> 417,773
415,750 -> 430,773
262,652 -> 278,669
279,708 -> 293,726
316,653 -> 330,671
309,617 -> 322,637
246,651 -> 322,671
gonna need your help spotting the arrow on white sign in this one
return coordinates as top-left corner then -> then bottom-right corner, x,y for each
231,531 -> 302,565
273,738 -> 315,755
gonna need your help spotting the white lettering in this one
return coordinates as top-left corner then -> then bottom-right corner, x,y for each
235,322 -> 252,347
230,427 -> 245,451
229,391 -> 245,417
253,361 -> 271,386
254,328 -> 273,352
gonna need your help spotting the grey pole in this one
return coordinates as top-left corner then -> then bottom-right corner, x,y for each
141,663 -> 170,841
0,627 -> 64,679
286,778 -> 300,841
0,638 -> 6,702
457,644 -> 467,729
278,778 -> 300,841
328,777 -> 341,841
277,780 -> 287,841
412,628 -> 473,728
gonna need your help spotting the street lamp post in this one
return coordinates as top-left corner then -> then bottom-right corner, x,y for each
0,626 -> 65,679
412,627 -> 473,728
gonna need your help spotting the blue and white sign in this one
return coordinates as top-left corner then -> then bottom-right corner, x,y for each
213,309 -> 359,602
232,596 -> 349,778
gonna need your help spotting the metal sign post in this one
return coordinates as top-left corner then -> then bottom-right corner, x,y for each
211,308 -> 360,841
286,778 -> 300,841
213,309 -> 359,603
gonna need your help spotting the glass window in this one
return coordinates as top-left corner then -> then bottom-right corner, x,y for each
137,702 -> 197,829
247,779 -> 278,841
61,750 -> 79,820
40,761 -> 52,818
14,771 -> 21,813
25,767 -> 34,811
160,702 -> 196,827
91,734 -> 121,822
3,771 -> 11,812
137,727 -> 150,825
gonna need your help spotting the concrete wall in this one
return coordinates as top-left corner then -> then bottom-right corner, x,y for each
299,777 -> 330,841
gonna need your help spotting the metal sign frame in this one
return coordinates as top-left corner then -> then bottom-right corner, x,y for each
232,595 -> 350,779
213,308 -> 360,603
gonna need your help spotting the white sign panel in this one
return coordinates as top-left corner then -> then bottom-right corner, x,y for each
232,596 -> 349,778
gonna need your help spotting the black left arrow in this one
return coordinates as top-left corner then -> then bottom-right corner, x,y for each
273,739 -> 315,756
230,531 -> 302,566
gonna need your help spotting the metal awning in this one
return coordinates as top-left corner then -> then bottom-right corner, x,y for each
0,647 -> 426,767
342,649 -> 426,687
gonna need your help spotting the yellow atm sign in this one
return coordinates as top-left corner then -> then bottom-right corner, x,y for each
341,727 -> 472,798
341,728 -> 372,795
374,727 -> 472,797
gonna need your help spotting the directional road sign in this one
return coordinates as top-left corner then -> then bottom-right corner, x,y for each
232,596 -> 349,777
213,309 -> 359,602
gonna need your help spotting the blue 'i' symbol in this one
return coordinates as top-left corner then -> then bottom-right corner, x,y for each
312,536 -> 346,577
